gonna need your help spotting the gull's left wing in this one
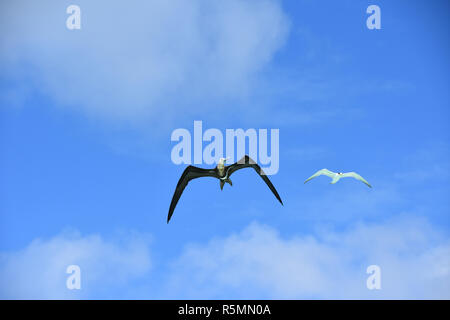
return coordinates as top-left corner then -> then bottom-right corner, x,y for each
304,169 -> 335,184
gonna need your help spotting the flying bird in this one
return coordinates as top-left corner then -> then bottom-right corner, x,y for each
304,169 -> 372,188
167,155 -> 283,223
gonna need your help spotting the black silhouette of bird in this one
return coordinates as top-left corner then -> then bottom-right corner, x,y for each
167,155 -> 283,223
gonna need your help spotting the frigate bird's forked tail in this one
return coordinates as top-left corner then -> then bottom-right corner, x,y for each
220,179 -> 232,190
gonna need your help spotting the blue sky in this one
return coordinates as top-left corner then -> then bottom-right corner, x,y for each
0,0 -> 449,299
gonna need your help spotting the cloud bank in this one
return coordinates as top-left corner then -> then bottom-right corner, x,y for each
1,216 -> 449,299
0,230 -> 151,299
167,218 -> 450,299
0,0 -> 289,123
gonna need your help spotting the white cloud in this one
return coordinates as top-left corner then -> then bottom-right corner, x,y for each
0,230 -> 151,299
2,217 -> 449,299
0,0 -> 289,124
167,218 -> 450,299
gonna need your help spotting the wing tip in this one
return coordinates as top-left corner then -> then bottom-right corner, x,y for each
167,212 -> 173,224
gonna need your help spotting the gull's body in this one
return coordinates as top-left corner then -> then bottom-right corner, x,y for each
304,169 -> 372,188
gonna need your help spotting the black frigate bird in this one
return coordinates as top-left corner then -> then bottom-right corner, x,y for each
167,155 -> 283,223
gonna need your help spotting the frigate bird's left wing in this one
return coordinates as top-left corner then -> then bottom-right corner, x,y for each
225,155 -> 283,205
167,166 -> 219,223
342,172 -> 372,188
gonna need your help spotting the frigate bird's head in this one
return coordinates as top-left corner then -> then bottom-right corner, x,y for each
338,172 -> 343,175
217,157 -> 229,175
218,157 -> 229,167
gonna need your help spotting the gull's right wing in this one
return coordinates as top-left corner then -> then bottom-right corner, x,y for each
342,172 -> 372,188
304,169 -> 335,184
167,166 -> 219,223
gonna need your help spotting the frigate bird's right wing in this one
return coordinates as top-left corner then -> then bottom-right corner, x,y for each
304,169 -> 335,184
167,166 -> 219,223
225,155 -> 283,205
